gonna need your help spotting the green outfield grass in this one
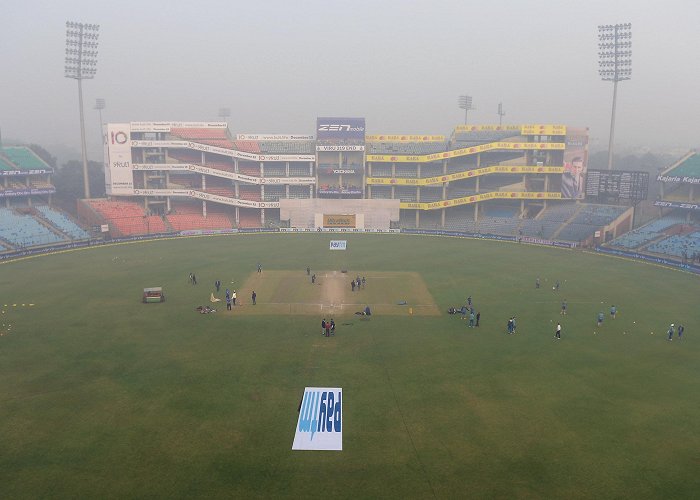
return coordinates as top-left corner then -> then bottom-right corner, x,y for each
0,234 -> 699,499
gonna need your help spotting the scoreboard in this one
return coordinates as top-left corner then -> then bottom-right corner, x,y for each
585,169 -> 649,204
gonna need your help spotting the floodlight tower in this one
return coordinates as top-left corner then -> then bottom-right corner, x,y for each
497,102 -> 506,126
218,107 -> 231,123
65,21 -> 100,198
458,95 -> 475,125
598,23 -> 632,170
94,98 -> 106,128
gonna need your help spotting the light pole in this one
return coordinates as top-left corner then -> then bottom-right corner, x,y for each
218,107 -> 231,125
497,102 -> 506,126
65,21 -> 100,199
598,23 -> 631,170
94,98 -> 105,128
458,95 -> 475,125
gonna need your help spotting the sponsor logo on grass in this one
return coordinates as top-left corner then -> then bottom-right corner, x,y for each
329,240 -> 347,250
293,387 -> 342,451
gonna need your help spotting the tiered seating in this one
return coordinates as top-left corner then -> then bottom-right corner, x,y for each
570,204 -> 626,226
451,129 -> 521,145
2,146 -> 49,170
419,211 -> 442,229
447,187 -> 477,198
0,156 -> 15,171
288,186 -> 310,199
263,185 -> 285,202
485,206 -> 520,218
478,216 -> 520,235
199,139 -> 234,148
205,186 -> 236,198
35,206 -> 90,240
239,163 -> 260,176
265,209 -> 281,227
661,152 -> 700,178
367,142 -> 448,155
399,210 -> 417,228
263,165 -> 286,177
370,187 -> 392,199
444,206 -> 477,232
447,162 -> 477,174
0,208 -> 66,247
289,163 -> 311,176
169,151 -> 201,163
204,160 -> 236,173
421,164 -> 443,177
610,213 -> 688,249
170,128 -> 228,140
394,168 -> 417,178
370,165 -> 392,177
238,209 -> 261,228
647,231 -> 700,258
419,188 -> 442,203
259,141 -> 315,154
168,174 -> 199,189
233,141 -> 261,153
395,187 -> 417,202
519,218 -> 560,239
238,185 -> 261,201
88,200 -> 167,236
167,213 -> 231,231
556,223 -> 598,242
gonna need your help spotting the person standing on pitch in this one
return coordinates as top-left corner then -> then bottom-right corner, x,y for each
192,273 -> 197,285
215,280 -> 221,292
536,277 -> 540,289
597,311 -> 604,327
677,324 -> 684,340
232,290 -> 237,306
476,311 -> 481,327
251,290 -> 256,305
321,318 -> 326,336
668,324 -> 675,341
468,311 -> 475,328
561,300 -> 567,316
351,281 -> 355,292
226,294 -> 232,311
555,322 -> 561,339
362,276 -> 366,289
330,319 -> 335,336
307,267 -> 310,276
610,305 -> 617,319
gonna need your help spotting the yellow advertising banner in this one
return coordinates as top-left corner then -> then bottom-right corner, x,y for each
520,124 -> 567,136
367,165 -> 564,186
399,191 -> 562,210
366,135 -> 445,142
454,124 -> 521,132
366,141 -> 565,163
323,214 -> 356,227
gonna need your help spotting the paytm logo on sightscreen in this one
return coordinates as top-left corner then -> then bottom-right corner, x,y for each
292,387 -> 342,451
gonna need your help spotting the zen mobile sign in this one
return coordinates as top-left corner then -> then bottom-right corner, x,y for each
293,387 -> 342,451
316,117 -> 366,141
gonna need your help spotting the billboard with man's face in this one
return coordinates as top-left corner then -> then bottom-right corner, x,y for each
561,128 -> 589,199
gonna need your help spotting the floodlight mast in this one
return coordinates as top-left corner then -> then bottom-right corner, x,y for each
497,102 -> 506,126
598,23 -> 632,170
458,95 -> 475,125
65,21 -> 100,198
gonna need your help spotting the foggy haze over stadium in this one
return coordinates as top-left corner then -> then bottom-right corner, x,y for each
1,0 -> 699,159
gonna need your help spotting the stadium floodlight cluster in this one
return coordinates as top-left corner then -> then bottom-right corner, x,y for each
597,23 -> 632,170
65,20 -> 100,199
457,95 -> 475,125
64,22 -> 100,79
598,24 -> 632,82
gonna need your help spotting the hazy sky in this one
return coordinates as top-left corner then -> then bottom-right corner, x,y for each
1,0 -> 699,159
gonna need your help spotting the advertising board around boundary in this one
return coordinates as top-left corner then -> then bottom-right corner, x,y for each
329,240 -> 347,250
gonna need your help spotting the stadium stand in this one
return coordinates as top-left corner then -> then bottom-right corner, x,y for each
289,163 -> 311,177
0,208 -> 67,247
2,146 -> 50,170
35,206 -> 90,240
233,141 -> 261,153
263,185 -> 285,202
239,185 -> 262,201
169,128 -> 228,140
609,213 -> 688,249
239,162 -> 260,176
238,208 -> 261,228
288,185 -> 311,199
87,200 -> 168,236
646,231 -> 700,259
366,142 -> 448,155
451,129 -> 521,145
259,141 -> 315,154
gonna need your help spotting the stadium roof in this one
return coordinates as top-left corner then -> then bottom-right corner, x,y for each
661,151 -> 700,179
0,146 -> 52,172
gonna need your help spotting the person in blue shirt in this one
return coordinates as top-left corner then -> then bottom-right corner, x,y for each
668,324 -> 675,341
597,312 -> 604,326
468,311 -> 475,328
610,305 -> 617,319
678,324 -> 684,339
561,300 -> 567,316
